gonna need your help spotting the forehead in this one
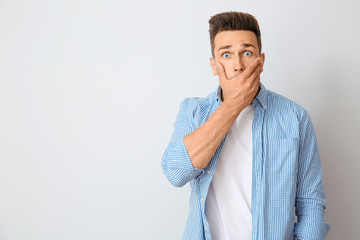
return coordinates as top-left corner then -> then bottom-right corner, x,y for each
214,30 -> 258,50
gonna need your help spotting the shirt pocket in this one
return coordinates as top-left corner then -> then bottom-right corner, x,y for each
266,138 -> 299,176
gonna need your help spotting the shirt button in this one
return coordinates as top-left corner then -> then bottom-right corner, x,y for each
207,170 -> 211,174
205,226 -> 208,230
201,198 -> 204,202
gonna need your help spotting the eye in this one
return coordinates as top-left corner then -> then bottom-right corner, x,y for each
222,52 -> 230,58
244,51 -> 252,57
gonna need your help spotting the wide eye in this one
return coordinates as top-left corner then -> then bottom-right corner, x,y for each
222,52 -> 230,58
244,51 -> 252,57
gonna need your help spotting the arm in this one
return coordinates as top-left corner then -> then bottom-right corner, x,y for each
294,111 -> 330,239
184,59 -> 263,169
161,58 -> 263,187
161,99 -> 204,187
183,100 -> 244,169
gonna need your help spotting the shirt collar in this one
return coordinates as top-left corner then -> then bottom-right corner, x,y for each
253,82 -> 268,109
215,82 -> 268,109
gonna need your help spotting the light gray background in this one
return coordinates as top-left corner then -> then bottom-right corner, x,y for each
0,0 -> 359,239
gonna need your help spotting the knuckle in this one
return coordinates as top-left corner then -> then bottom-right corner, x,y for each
244,81 -> 252,89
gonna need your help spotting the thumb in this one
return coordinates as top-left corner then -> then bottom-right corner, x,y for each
216,62 -> 228,85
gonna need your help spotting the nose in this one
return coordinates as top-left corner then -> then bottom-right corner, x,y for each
234,56 -> 244,72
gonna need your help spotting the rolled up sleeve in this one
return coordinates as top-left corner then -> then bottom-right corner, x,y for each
161,99 -> 203,187
294,111 -> 330,239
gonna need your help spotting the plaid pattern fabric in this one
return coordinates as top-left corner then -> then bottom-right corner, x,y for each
162,83 -> 330,240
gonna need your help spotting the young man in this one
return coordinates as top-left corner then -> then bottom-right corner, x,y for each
161,12 -> 330,240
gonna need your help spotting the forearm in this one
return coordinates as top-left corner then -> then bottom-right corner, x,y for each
184,100 -> 243,169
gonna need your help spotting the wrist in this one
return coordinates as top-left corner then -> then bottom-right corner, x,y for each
222,98 -> 247,114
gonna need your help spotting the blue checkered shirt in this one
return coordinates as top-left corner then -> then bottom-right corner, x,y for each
162,83 -> 330,240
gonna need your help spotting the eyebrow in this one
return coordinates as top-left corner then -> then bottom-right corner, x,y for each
217,43 -> 256,52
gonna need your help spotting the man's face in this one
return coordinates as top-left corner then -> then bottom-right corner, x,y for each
210,30 -> 265,80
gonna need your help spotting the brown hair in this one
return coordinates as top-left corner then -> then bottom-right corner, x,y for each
209,11 -> 262,57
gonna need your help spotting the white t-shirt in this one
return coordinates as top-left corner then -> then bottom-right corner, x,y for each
206,105 -> 254,240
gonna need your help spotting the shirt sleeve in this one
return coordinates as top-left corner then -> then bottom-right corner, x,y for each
161,99 -> 204,187
294,110 -> 330,239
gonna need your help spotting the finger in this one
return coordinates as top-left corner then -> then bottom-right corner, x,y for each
255,73 -> 261,84
229,71 -> 241,80
251,75 -> 261,93
242,57 -> 262,79
250,58 -> 263,77
246,60 -> 263,83
255,61 -> 264,76
216,62 -> 228,85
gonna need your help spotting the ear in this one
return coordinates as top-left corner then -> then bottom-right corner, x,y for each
209,57 -> 217,76
260,53 -> 265,72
